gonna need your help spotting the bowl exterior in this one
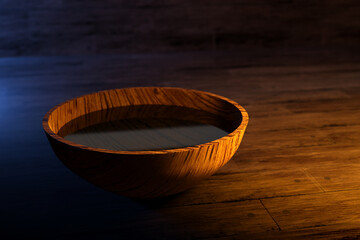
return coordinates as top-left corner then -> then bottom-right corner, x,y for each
44,126 -> 246,198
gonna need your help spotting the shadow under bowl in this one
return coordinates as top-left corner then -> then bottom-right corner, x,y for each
43,87 -> 248,198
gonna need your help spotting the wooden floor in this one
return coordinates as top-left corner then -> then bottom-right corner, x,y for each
1,48 -> 360,239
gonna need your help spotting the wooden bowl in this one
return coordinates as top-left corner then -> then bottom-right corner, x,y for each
43,87 -> 248,198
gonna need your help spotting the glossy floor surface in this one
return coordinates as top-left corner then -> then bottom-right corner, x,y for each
1,48 -> 360,239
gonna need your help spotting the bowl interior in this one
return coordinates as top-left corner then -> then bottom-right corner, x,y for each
45,88 -> 243,151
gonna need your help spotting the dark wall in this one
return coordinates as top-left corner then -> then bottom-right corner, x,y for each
1,0 -> 360,56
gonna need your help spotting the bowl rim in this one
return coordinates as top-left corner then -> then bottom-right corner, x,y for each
42,87 -> 249,155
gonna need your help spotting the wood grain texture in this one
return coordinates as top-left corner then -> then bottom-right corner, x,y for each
42,87 -> 248,198
1,0 -> 360,56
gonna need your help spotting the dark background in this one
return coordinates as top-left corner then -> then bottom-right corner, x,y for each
1,0 -> 360,56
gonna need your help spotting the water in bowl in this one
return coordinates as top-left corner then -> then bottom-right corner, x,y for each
58,105 -> 233,151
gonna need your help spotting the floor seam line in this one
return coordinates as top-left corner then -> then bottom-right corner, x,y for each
259,199 -> 282,231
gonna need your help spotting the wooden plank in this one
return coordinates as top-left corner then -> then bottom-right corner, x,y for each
305,163 -> 360,192
144,166 -> 323,208
261,189 -> 360,231
2,1 -> 360,56
66,200 -> 279,240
